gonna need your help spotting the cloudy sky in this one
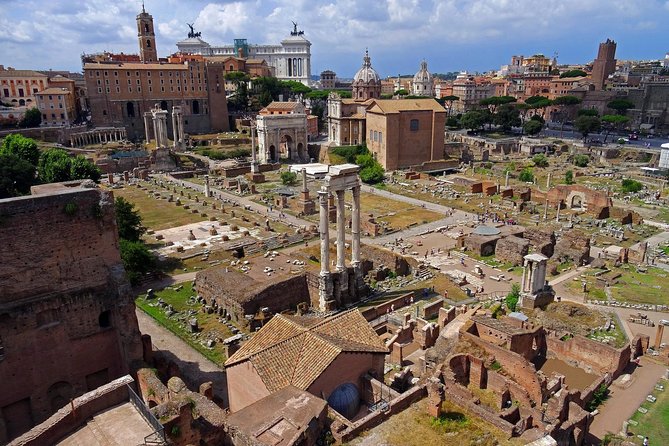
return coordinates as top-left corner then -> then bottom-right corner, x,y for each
1,0 -> 668,77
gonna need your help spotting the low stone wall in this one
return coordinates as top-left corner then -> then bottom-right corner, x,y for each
9,376 -> 135,446
360,291 -> 416,322
546,335 -> 630,378
422,298 -> 444,320
331,385 -> 427,443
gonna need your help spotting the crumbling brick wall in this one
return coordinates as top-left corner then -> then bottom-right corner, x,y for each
523,229 -> 556,258
546,335 -> 631,378
496,236 -> 530,266
554,230 -> 591,265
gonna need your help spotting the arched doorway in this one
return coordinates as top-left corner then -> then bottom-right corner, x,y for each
269,145 -> 276,162
280,134 -> 293,160
19,99 -> 25,106
47,381 -> 74,412
571,195 -> 583,209
192,100 -> 200,115
297,142 -> 305,160
126,102 -> 135,117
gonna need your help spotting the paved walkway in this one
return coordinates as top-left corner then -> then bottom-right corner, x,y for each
589,357 -> 667,441
135,308 -> 228,407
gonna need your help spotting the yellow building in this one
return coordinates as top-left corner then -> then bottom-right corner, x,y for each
0,67 -> 48,108
34,87 -> 76,126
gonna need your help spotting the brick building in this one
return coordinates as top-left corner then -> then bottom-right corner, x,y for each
365,99 -> 446,170
0,183 -> 143,443
34,87 -> 76,127
83,6 -> 230,140
225,310 -> 386,412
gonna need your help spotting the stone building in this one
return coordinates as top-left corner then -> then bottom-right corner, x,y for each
256,101 -> 308,163
320,70 -> 337,89
0,67 -> 48,109
591,39 -> 616,91
0,183 -> 143,443
365,98 -> 446,170
546,184 -> 612,219
224,310 -> 387,413
177,23 -> 312,85
352,49 -> 382,101
326,92 -> 372,146
83,6 -> 230,140
34,87 -> 76,127
411,60 -> 434,97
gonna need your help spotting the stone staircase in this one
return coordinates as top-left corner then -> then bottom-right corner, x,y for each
414,263 -> 433,280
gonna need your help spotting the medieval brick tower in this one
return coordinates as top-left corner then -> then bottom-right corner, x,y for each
592,39 -> 616,91
137,3 -> 157,63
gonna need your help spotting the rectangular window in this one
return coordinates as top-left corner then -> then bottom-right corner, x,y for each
98,87 -> 102,93
116,87 -> 120,93
136,79 -> 140,85
106,87 -> 110,93
60,113 -> 64,119
410,119 -> 419,131
48,95 -> 52,100
137,86 -> 141,92
128,87 -> 132,92
114,71 -> 118,76
379,132 -> 382,143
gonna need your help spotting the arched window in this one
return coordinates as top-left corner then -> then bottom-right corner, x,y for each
287,58 -> 292,77
192,100 -> 199,114
146,40 -> 151,48
144,23 -> 149,33
126,101 -> 135,117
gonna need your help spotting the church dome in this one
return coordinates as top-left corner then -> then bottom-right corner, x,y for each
353,50 -> 380,84
413,60 -> 432,83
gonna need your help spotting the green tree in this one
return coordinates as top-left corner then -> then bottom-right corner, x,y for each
565,170 -> 574,184
492,103 -> 521,132
280,80 -> 311,95
38,148 -> 100,183
114,197 -> 145,241
280,170 -> 297,185
532,153 -> 549,167
38,148 -> 72,183
552,95 -> 582,137
19,107 -> 42,128
1,134 -> 40,166
0,153 -> 36,198
225,71 -> 250,110
70,155 -> 101,182
601,114 -> 630,142
523,119 -> 543,136
119,239 -> 155,285
574,115 -> 601,141
505,283 -> 521,312
577,108 -> 599,117
519,168 -> 534,183
606,99 -> 634,115
355,153 -> 385,184
394,89 -> 408,96
573,154 -> 589,167
621,179 -> 643,193
441,94 -> 459,116
559,69 -> 587,78
460,111 -> 485,132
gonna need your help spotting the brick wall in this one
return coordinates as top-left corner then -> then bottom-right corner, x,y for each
546,335 -> 630,378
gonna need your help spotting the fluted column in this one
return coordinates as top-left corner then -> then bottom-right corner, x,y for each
152,115 -> 159,146
319,189 -> 330,275
336,189 -> 346,271
351,185 -> 361,267
172,112 -> 178,148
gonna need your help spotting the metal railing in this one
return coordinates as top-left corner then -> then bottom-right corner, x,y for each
127,385 -> 165,444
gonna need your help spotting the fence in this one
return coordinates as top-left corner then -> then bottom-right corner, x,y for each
127,384 -> 165,444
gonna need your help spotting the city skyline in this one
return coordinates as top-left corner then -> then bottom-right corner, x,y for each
1,0 -> 668,77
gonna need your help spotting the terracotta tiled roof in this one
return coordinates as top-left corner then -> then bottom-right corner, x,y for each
225,310 -> 387,392
0,69 -> 47,78
367,98 -> 445,114
263,101 -> 302,111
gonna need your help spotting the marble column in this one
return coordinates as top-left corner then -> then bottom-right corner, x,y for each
319,189 -> 330,275
171,111 -> 178,148
152,116 -> 159,147
336,189 -> 346,271
251,124 -> 258,173
351,185 -> 361,267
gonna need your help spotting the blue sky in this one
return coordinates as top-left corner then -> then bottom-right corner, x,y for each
1,0 -> 668,77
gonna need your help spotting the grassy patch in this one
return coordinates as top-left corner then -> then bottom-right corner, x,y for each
135,282 -> 230,365
629,384 -> 669,445
609,266 -> 669,306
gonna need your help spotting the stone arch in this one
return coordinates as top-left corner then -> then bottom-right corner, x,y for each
19,99 -> 25,106
280,134 -> 293,160
567,191 -> 586,210
297,142 -> 305,160
47,381 -> 74,412
269,145 -> 276,162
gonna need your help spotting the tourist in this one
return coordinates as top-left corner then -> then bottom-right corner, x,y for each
643,436 -> 649,446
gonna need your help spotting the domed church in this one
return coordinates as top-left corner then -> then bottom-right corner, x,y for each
352,49 -> 382,101
412,60 -> 434,97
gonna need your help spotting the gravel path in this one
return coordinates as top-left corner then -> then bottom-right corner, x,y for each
135,308 -> 229,407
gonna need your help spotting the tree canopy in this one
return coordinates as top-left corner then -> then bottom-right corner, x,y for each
523,119 -> 543,135
607,99 -> 635,115
0,153 -> 36,198
38,148 -> 101,183
114,197 -> 145,242
577,108 -> 599,117
19,107 -> 42,128
460,110 -> 485,131
552,95 -> 581,106
574,115 -> 601,140
1,134 -> 40,166
559,69 -> 587,78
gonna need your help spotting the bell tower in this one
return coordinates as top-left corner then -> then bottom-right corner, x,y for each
137,2 -> 157,63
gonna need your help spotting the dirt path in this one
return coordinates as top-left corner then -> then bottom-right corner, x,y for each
589,357 -> 666,440
135,308 -> 228,407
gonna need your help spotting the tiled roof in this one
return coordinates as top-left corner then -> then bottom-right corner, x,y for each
225,310 -> 387,392
367,98 -> 446,114
0,69 -> 47,78
264,101 -> 301,111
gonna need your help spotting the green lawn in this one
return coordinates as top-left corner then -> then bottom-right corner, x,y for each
629,383 -> 669,445
135,282 -> 229,365
566,267 -> 669,306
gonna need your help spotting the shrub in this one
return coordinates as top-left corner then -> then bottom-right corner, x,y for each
280,170 -> 297,185
621,178 -> 643,193
518,168 -> 534,183
565,170 -> 574,185
120,239 -> 155,285
573,154 -> 589,167
532,153 -> 549,167
505,283 -> 520,312
330,145 -> 367,163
